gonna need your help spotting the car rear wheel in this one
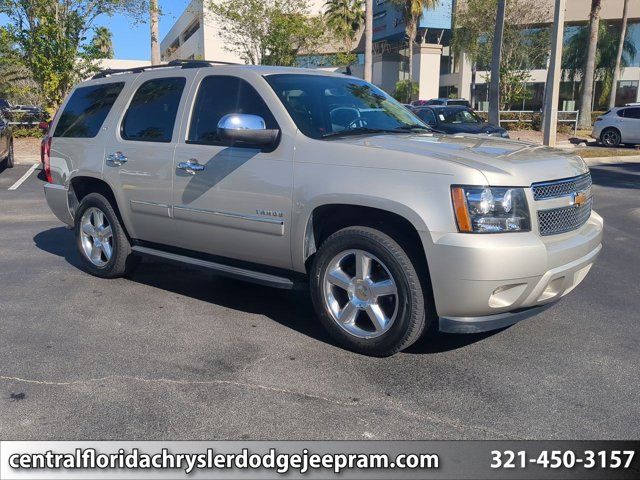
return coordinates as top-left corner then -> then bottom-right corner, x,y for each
310,227 -> 429,357
74,193 -> 139,278
601,128 -> 621,147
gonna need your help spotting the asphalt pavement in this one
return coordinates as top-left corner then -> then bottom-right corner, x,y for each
0,160 -> 639,440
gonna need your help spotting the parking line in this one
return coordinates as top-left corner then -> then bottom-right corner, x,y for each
8,163 -> 39,191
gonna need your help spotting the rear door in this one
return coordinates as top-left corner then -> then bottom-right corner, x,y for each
620,107 -> 640,143
170,72 -> 294,270
102,71 -> 195,243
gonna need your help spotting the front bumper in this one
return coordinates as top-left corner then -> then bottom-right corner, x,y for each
44,183 -> 74,227
424,211 -> 603,332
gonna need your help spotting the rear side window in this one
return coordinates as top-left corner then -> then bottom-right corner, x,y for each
624,107 -> 640,119
416,109 -> 437,125
121,77 -> 186,143
54,83 -> 125,138
188,76 -> 278,145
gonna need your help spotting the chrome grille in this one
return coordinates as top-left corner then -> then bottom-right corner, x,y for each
537,197 -> 593,236
532,173 -> 592,200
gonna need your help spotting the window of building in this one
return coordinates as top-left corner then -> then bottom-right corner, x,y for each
54,82 -> 125,138
188,76 -> 278,145
182,20 -> 200,43
616,81 -> 638,106
166,38 -> 180,57
625,22 -> 640,67
121,77 -> 186,143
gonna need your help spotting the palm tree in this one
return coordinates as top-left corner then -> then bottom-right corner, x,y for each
609,0 -> 630,109
150,0 -> 161,65
390,0 -> 439,101
563,23 -> 636,110
324,0 -> 364,66
577,0 -> 602,130
91,26 -> 113,58
364,0 -> 372,82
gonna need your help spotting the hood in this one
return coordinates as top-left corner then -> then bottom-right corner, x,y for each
331,133 -> 588,186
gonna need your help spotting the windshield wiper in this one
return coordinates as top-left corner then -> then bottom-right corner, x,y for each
393,124 -> 445,134
322,127 -> 403,139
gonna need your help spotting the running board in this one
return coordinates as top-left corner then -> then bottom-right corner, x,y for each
131,246 -> 295,289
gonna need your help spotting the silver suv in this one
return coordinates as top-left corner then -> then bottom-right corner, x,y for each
43,61 -> 603,356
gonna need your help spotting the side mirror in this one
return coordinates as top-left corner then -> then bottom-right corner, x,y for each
217,114 -> 279,146
38,121 -> 50,131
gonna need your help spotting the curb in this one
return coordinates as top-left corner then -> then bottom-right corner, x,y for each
15,156 -> 40,165
584,155 -> 640,166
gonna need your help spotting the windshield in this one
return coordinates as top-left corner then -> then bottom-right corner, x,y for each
265,74 -> 427,139
438,108 -> 484,125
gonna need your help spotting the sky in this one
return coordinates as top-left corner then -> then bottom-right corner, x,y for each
0,0 -> 189,61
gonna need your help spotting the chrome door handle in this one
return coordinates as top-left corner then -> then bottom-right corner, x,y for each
177,159 -> 205,175
106,152 -> 128,166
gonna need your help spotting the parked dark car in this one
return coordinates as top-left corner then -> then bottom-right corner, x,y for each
0,111 -> 14,168
5,104 -> 44,123
0,99 -> 12,114
411,98 -> 471,108
412,105 -> 509,138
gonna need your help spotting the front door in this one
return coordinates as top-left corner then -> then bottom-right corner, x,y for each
171,74 -> 294,270
102,72 -> 193,244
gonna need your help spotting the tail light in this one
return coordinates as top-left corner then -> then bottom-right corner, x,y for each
41,136 -> 52,183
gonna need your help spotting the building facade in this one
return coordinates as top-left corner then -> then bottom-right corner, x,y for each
161,0 -> 640,110
160,0 -> 328,64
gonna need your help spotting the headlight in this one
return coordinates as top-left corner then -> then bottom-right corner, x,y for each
451,186 -> 530,233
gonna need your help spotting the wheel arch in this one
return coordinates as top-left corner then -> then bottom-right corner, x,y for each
68,175 -> 132,238
297,200 -> 432,285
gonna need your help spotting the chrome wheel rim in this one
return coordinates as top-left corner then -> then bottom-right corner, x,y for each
80,207 -> 113,267
602,130 -> 619,146
322,249 -> 399,339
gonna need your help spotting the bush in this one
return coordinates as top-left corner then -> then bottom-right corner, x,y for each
393,80 -> 418,104
12,126 -> 43,138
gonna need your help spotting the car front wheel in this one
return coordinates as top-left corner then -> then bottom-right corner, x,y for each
310,226 -> 429,357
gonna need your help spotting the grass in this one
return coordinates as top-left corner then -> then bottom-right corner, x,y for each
574,147 -> 640,158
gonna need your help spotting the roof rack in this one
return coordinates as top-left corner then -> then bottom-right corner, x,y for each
91,59 -> 242,79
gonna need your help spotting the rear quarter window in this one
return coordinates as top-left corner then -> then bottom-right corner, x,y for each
54,82 -> 125,138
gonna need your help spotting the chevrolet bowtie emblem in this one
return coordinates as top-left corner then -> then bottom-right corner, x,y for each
571,192 -> 588,207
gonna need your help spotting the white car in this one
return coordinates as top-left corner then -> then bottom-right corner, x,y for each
592,105 -> 640,147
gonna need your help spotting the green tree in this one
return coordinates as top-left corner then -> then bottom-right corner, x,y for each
451,0 -> 550,110
90,26 -> 114,58
393,79 -> 418,103
323,0 -> 364,66
0,27 -> 41,105
563,22 -> 636,110
0,0 -> 142,109
390,0 -> 438,101
209,0 -> 324,66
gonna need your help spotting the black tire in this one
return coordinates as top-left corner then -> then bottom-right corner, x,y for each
310,226 -> 430,357
600,128 -> 621,147
5,139 -> 14,168
74,193 -> 139,278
